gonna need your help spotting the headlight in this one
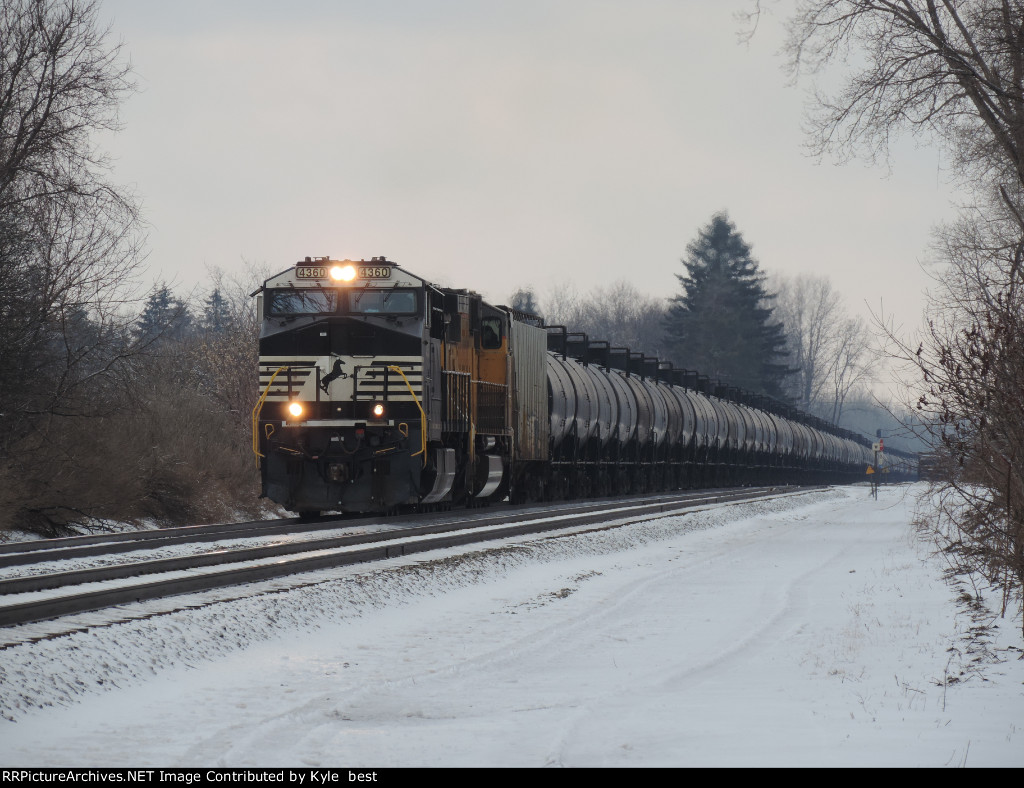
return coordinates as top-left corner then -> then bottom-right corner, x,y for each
371,402 -> 385,419
288,402 -> 304,418
330,264 -> 356,282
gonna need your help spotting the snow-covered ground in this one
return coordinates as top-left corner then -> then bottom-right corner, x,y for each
1,484 -> 1021,767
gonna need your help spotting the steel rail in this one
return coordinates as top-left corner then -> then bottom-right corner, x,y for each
0,517 -> 309,558
2,488 -> 776,584
0,487 -> 818,629
0,486 -> 777,567
0,516 -> 362,568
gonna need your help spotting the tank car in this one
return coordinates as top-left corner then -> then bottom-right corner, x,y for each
251,257 -> 915,515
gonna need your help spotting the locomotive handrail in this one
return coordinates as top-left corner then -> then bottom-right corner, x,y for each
252,365 -> 290,463
387,365 -> 427,466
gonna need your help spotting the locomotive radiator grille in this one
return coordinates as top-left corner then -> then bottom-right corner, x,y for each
258,358 -> 317,401
443,370 -> 470,432
441,372 -> 508,434
354,360 -> 423,402
475,380 -> 508,434
259,356 -> 423,403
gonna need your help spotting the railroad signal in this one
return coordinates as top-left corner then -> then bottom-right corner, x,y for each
870,431 -> 883,500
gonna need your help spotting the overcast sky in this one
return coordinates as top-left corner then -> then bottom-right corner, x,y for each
99,0 -> 956,338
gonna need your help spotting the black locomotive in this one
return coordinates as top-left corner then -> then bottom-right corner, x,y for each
252,257 -> 915,515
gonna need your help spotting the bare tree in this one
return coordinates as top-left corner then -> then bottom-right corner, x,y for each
0,0 -> 142,422
542,280 -> 585,328
186,264 -> 268,436
767,0 -> 1024,633
772,273 -> 875,421
591,281 -> 670,355
781,1 -> 1024,217
111,269 -> 270,527
0,0 -> 133,206
0,0 -> 145,535
882,209 -> 1024,633
826,314 -> 874,423
542,280 -> 668,357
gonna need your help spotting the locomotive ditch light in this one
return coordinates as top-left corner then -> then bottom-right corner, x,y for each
371,402 -> 386,419
330,264 -> 357,282
288,401 -> 304,418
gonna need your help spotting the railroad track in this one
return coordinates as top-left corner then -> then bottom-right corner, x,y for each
0,486 -> 821,634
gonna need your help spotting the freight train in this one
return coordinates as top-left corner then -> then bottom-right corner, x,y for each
252,257 -> 916,516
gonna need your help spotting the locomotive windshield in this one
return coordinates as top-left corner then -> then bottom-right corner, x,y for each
267,289 -> 338,315
265,287 -> 419,316
350,289 -> 418,315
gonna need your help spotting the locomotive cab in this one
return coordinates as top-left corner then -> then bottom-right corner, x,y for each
254,257 -> 435,514
253,257 -> 515,515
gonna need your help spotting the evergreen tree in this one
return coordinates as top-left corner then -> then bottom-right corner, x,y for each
134,284 -> 193,344
201,288 -> 232,333
509,287 -> 541,317
663,212 -> 791,397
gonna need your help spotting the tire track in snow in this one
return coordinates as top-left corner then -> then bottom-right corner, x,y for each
168,491 -> 850,765
548,492 -> 882,764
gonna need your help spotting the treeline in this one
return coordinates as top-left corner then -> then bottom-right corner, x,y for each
510,211 -> 894,447
0,1 -> 275,537
1,271 -> 271,537
775,0 -> 1024,634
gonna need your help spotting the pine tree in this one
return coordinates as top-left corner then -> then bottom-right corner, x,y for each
509,287 -> 541,317
134,284 -> 193,344
201,288 -> 232,334
663,212 -> 791,398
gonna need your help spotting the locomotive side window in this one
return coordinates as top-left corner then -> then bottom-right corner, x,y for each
267,289 -> 338,315
429,290 -> 445,338
481,317 -> 502,349
349,289 -> 418,315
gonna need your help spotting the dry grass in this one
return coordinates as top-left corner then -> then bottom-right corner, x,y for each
0,355 -> 265,538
